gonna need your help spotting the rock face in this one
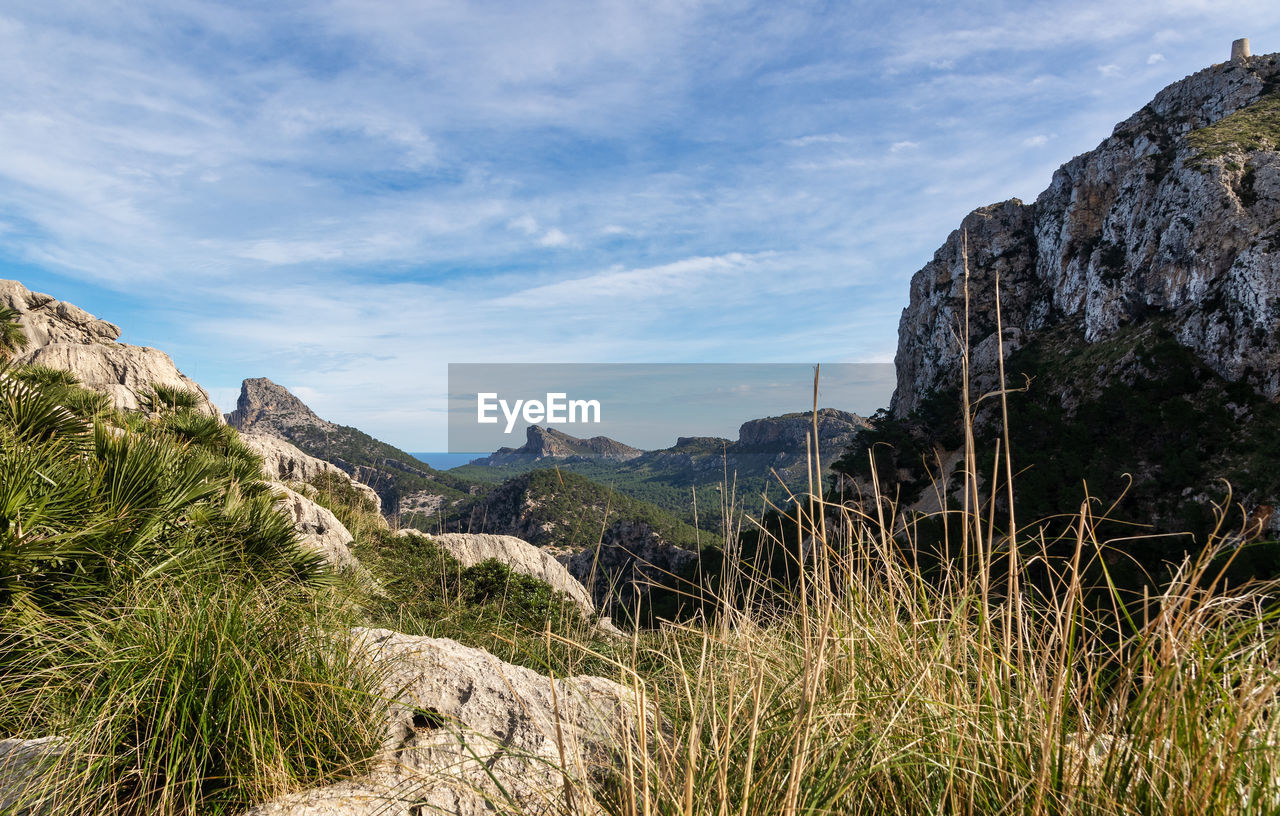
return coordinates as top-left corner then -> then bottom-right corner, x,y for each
398,531 -> 596,614
242,431 -> 383,515
2,279 -> 221,418
0,280 -> 120,347
474,424 -> 644,466
227,377 -> 335,436
17,343 -> 221,418
567,520 -> 701,616
247,629 -> 639,816
0,736 -> 64,815
893,52 -> 1280,416
271,484 -> 358,571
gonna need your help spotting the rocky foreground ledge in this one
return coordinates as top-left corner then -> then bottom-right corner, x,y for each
247,629 -> 641,816
0,630 -> 643,816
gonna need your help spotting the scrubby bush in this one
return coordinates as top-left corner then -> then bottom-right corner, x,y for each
0,366 -> 387,814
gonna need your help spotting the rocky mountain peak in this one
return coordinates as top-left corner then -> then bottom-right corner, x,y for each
474,425 -> 644,466
892,50 -> 1280,416
226,377 -> 334,435
736,408 -> 870,450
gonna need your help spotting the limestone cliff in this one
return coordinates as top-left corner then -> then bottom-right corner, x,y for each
893,51 -> 1280,416
2,279 -> 221,417
879,48 -> 1280,542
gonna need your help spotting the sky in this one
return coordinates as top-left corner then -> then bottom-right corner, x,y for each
1,1 -> 1276,450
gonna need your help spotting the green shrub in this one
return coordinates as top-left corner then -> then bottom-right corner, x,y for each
1,577 -> 387,815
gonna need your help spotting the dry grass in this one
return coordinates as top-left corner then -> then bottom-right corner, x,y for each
587,284 -> 1280,815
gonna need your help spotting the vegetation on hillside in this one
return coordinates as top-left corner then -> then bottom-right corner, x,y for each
452,456 -> 736,531
832,321 -> 1280,591
0,361 -> 387,815
283,419 -> 478,524
1188,90 -> 1280,165
461,468 -> 709,552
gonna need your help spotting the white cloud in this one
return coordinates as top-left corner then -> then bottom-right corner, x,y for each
783,133 -> 851,147
890,141 -> 919,153
1098,63 -> 1122,77
1147,53 -> 1166,64
538,227 -> 570,247
792,157 -> 867,170
509,215 -> 539,235
1022,134 -> 1051,147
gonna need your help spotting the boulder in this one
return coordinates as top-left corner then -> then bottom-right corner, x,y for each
16,342 -> 221,418
270,484 -> 358,571
0,737 -> 65,815
398,531 -> 596,615
246,629 -> 640,816
242,432 -> 383,516
0,279 -> 120,348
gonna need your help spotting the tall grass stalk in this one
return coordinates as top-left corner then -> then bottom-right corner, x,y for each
593,263 -> 1280,815
1,576 -> 388,816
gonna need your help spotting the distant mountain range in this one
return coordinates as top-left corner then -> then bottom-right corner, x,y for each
455,408 -> 870,527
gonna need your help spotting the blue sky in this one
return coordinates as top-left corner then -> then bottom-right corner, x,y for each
1,1 -> 1276,450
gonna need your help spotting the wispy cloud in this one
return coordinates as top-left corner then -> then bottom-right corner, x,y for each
1,1 -> 1278,446
783,134 -> 853,147
538,228 -> 571,247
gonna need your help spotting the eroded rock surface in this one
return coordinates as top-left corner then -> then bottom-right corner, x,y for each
270,483 -> 358,571
893,54 -> 1280,415
247,629 -> 639,816
2,279 -> 220,418
0,737 -> 65,816
398,531 -> 596,614
243,432 -> 383,516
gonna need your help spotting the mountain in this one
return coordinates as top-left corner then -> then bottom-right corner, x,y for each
472,424 -> 644,466
838,46 -> 1280,556
453,408 -> 870,527
227,377 -> 478,525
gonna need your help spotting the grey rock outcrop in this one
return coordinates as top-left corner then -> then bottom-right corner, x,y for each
737,408 -> 869,450
567,520 -> 700,616
893,52 -> 1280,416
474,424 -> 644,466
17,342 -> 221,418
270,484 -> 358,571
242,432 -> 383,516
2,279 -> 220,418
396,531 -> 596,615
0,737 -> 65,815
0,280 -> 120,347
247,629 -> 640,816
227,377 -> 335,436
